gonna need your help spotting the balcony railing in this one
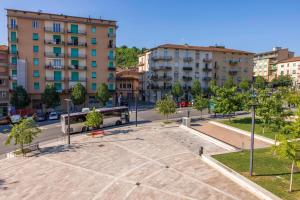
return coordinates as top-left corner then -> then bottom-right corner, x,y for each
150,84 -> 159,90
229,60 -> 239,65
9,75 -> 18,81
151,56 -> 172,61
158,75 -> 172,81
203,77 -> 212,82
159,85 -> 172,90
152,65 -> 172,71
108,77 -> 116,82
68,65 -> 87,70
108,66 -> 116,71
44,27 -> 65,33
108,56 -> 115,61
203,58 -> 212,63
45,52 -> 65,58
68,53 -> 86,58
183,57 -> 193,62
45,65 -> 65,70
67,41 -> 87,47
67,77 -> 87,82
183,66 -> 193,71
9,51 -> 18,55
9,63 -> 17,68
7,25 -> 18,30
203,67 -> 212,72
45,77 -> 65,81
8,38 -> 18,43
108,33 -> 116,38
182,76 -> 192,81
44,39 -> 64,45
67,29 -> 86,35
228,69 -> 238,75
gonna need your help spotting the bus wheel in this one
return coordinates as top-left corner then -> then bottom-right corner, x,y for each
116,120 -> 122,126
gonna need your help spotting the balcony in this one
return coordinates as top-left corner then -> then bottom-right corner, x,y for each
68,53 -> 86,59
67,29 -> 86,35
108,43 -> 116,49
8,38 -> 18,43
158,75 -> 172,81
9,63 -> 17,68
67,77 -> 87,82
183,66 -> 193,71
203,58 -> 212,63
45,77 -> 65,81
183,57 -> 193,62
45,65 -> 65,70
67,41 -> 87,47
108,76 -> 116,82
44,39 -> 64,46
108,33 -> 116,38
203,77 -> 212,82
152,65 -> 172,71
68,65 -> 87,70
150,84 -> 159,90
203,66 -> 212,72
151,56 -> 172,61
228,69 -> 238,75
45,52 -> 65,58
9,75 -> 17,81
182,76 -> 192,81
9,51 -> 18,55
44,27 -> 64,33
7,25 -> 18,30
108,66 -> 116,71
229,60 -> 239,66
108,56 -> 115,61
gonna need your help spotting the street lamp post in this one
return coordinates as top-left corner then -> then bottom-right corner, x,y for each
65,99 -> 71,146
135,92 -> 138,127
250,78 -> 257,176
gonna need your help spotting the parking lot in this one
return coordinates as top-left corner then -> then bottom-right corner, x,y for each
0,122 -> 258,200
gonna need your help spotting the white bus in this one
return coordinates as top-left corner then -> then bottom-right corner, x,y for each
61,106 -> 130,134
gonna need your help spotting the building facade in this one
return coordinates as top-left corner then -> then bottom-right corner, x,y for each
253,47 -> 294,81
7,9 -> 117,111
138,44 -> 254,103
276,57 -> 300,88
0,45 -> 9,116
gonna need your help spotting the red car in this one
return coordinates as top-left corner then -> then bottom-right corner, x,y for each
177,101 -> 192,107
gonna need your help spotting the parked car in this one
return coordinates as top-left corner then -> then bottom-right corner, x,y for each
10,114 -> 22,124
34,113 -> 46,122
0,116 -> 11,125
81,108 -> 90,113
48,112 -> 59,120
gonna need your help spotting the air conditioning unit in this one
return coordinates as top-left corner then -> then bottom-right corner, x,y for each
182,117 -> 191,127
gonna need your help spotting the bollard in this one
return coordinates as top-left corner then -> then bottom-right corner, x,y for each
199,146 -> 204,156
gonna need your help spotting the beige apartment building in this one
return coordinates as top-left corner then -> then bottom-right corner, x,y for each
138,44 -> 254,103
0,45 -> 9,116
7,9 -> 117,110
276,57 -> 300,88
253,47 -> 294,81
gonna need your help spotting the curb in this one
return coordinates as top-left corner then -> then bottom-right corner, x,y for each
209,121 -> 275,145
179,125 -> 237,151
201,154 -> 281,200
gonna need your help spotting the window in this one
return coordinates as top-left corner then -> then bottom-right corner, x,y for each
10,18 -> 16,29
11,57 -> 17,64
108,83 -> 115,91
71,36 -> 78,45
53,59 -> 61,67
123,83 -> 126,88
91,83 -> 96,91
195,51 -> 200,60
34,82 -> 40,90
108,27 -> 114,36
33,70 -> 39,77
108,61 -> 114,68
71,60 -> 79,67
70,24 -> 78,34
54,71 -> 62,81
53,35 -> 61,44
32,20 -> 38,29
293,70 -> 296,74
33,58 -> 39,66
11,44 -> 17,53
0,79 -> 5,85
54,82 -> 62,91
108,73 -> 114,80
120,83 -> 122,88
71,72 -> 79,81
109,40 -> 113,48
33,45 -> 39,53
12,82 -> 17,89
91,49 -> 96,57
91,38 -> 96,45
91,72 -> 96,78
53,23 -> 61,32
32,33 -> 39,40
71,48 -> 79,57
127,83 -> 131,88
91,61 -> 97,67
53,47 -> 61,55
10,32 -> 17,42
12,69 -> 17,76
195,63 -> 199,67
108,50 -> 114,59
91,27 -> 96,33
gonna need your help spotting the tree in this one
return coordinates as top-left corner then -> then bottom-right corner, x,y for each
171,82 -> 183,102
239,79 -> 250,92
270,75 -> 293,88
224,78 -> 235,89
194,95 -> 208,119
84,108 -> 103,129
116,46 -> 148,68
254,76 -> 267,89
71,83 -> 86,109
5,118 -> 41,155
155,95 -> 176,120
96,83 -> 111,107
256,89 -> 274,134
41,84 -> 60,108
191,80 -> 202,98
10,85 -> 30,109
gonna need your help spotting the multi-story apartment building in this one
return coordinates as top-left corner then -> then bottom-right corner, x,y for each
138,44 -> 254,103
276,57 -> 300,88
253,47 -> 294,81
7,9 -> 117,110
0,45 -> 9,116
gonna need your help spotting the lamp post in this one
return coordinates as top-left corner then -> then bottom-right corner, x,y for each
64,99 -> 71,146
250,78 -> 257,176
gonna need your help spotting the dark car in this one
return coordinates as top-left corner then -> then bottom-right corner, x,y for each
0,116 -> 11,125
34,113 -> 46,122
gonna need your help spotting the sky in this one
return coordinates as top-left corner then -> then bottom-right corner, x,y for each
0,0 -> 299,54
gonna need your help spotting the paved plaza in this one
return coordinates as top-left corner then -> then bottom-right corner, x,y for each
0,122 -> 259,200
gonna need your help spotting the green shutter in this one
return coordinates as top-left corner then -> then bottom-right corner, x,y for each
109,50 -> 114,60
71,24 -> 78,34
71,60 -> 79,67
32,33 -> 39,40
33,45 -> 39,53
33,70 -> 39,77
12,69 -> 17,76
53,47 -> 61,54
92,83 -> 96,91
11,32 -> 17,42
12,82 -> 17,89
54,82 -> 62,91
33,58 -> 39,66
11,44 -> 17,53
91,49 -> 96,56
91,61 -> 97,67
91,27 -> 96,33
91,38 -> 96,44
11,57 -> 17,64
34,82 -> 40,90
54,71 -> 62,81
71,48 -> 78,57
71,72 -> 79,81
92,72 -> 96,78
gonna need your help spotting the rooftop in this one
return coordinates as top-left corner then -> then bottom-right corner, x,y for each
0,45 -> 8,52
277,56 -> 300,64
149,44 -> 254,55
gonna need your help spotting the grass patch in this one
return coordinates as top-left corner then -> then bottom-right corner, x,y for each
221,117 -> 278,139
213,148 -> 300,200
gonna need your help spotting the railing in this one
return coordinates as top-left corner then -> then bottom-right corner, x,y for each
108,56 -> 115,60
67,29 -> 86,35
68,53 -> 86,58
152,65 -> 172,71
229,60 -> 239,65
0,63 -> 8,67
158,76 -> 172,81
108,66 -> 116,71
45,65 -> 65,70
9,76 -> 18,81
9,63 -> 17,68
45,77 -> 65,81
67,77 -> 87,82
44,39 -> 64,45
108,44 -> 116,48
9,51 -> 18,55
68,65 -> 87,70
45,52 -> 65,58
182,76 -> 192,81
108,33 -> 116,38
183,66 -> 193,71
44,27 -> 64,33
203,58 -> 212,63
203,67 -> 212,72
150,84 -> 159,90
151,56 -> 172,61
183,57 -> 193,62
108,77 -> 116,81
7,25 -> 18,30
66,41 -> 87,47
159,85 -> 172,90
8,38 -> 18,43
228,70 -> 238,75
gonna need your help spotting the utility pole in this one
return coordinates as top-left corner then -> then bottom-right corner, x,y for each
135,93 -> 137,127
65,99 -> 71,146
250,78 -> 256,176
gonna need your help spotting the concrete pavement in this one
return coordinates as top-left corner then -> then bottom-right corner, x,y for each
0,122 -> 259,200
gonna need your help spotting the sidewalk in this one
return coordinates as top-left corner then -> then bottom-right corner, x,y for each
191,121 -> 271,149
